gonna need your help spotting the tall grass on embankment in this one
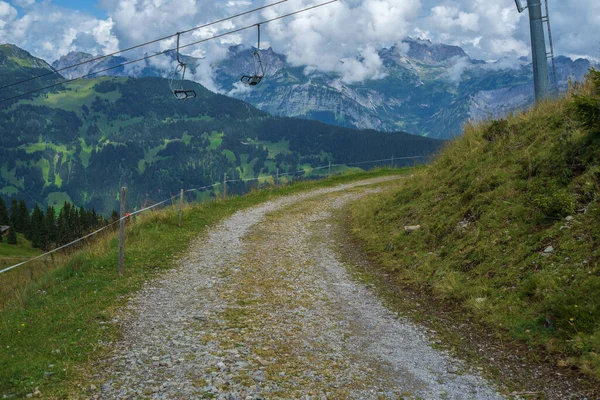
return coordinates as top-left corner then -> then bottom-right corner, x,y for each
0,168 -> 406,398
351,71 -> 600,380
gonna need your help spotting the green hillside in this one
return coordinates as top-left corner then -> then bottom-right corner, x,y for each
0,47 -> 442,215
0,44 -> 62,101
351,71 -> 600,379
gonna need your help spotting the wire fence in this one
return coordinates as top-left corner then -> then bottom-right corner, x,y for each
0,155 -> 421,276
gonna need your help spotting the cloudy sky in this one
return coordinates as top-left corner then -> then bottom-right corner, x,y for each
1,0 -> 598,86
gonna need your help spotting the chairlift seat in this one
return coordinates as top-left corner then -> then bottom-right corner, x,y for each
240,75 -> 263,86
173,89 -> 197,100
169,32 -> 197,101
239,26 -> 266,87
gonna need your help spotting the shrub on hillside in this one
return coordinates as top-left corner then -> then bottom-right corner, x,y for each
482,119 -> 511,142
572,69 -> 600,133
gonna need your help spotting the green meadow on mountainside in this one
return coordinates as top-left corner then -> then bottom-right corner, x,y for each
351,70 -> 600,379
0,44 -> 441,217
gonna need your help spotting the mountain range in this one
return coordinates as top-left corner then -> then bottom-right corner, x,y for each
0,44 -> 441,215
52,38 -> 596,139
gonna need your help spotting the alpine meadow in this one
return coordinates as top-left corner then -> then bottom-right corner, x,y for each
1,0 -> 599,398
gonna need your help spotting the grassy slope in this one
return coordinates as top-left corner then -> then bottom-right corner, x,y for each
0,168 -> 405,398
0,234 -> 41,259
350,76 -> 600,380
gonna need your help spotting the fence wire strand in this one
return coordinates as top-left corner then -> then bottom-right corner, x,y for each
0,155 -> 423,275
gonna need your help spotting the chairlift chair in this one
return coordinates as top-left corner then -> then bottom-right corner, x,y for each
240,24 -> 266,86
169,33 -> 197,100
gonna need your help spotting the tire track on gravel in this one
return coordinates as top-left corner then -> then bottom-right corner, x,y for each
94,177 -> 503,399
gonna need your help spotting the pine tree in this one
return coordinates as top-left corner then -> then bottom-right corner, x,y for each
30,205 -> 46,249
18,200 -> 30,239
6,224 -> 17,245
0,197 -> 8,225
44,206 -> 56,250
56,206 -> 69,246
9,199 -> 18,231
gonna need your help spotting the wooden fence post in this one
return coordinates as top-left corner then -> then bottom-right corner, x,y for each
119,186 -> 127,277
178,189 -> 184,227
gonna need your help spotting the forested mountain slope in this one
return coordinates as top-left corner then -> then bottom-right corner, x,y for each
0,45 -> 442,215
52,39 -> 595,139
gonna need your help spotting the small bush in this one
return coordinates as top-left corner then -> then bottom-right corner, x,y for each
482,119 -> 510,142
532,189 -> 576,219
572,69 -> 600,133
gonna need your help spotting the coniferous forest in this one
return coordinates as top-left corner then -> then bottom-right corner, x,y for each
0,44 -> 443,217
0,196 -> 107,250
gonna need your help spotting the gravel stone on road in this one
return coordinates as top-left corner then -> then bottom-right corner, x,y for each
94,177 -> 504,399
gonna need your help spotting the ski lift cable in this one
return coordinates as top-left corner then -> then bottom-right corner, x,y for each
0,0 -> 292,92
0,0 -> 339,104
0,153 -> 421,276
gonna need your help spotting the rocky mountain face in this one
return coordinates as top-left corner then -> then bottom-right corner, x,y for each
51,51 -> 128,79
34,38 -> 600,139
214,39 -> 595,138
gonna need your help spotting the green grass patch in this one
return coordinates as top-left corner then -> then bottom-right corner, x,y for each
46,192 -> 73,208
247,139 -> 290,159
54,173 -> 63,188
0,186 -> 19,196
350,75 -> 600,381
21,143 -> 46,154
36,158 -> 50,185
0,234 -> 41,259
222,149 -> 236,163
207,131 -> 224,150
79,138 -> 93,169
22,78 -> 123,112
0,168 -> 405,398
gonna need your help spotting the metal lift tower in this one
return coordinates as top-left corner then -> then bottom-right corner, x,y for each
515,0 -> 556,102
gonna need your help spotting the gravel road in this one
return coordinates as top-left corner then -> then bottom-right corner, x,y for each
94,177 -> 504,399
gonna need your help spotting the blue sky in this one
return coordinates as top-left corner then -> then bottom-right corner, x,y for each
10,0 -> 107,17
51,0 -> 107,17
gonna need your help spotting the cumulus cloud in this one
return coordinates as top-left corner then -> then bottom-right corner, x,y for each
0,0 -> 597,86
0,1 -> 119,60
0,1 -> 18,31
446,56 -> 471,83
420,0 -> 528,60
259,0 -> 420,83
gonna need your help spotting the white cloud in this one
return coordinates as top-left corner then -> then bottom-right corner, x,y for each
430,5 -> 479,31
11,0 -> 35,7
0,1 -> 17,30
446,55 -> 471,83
0,2 -> 120,60
421,0 -> 528,60
0,0 -> 598,86
261,0 -> 420,83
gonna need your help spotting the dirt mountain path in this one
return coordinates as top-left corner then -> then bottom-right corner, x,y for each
94,177 -> 503,399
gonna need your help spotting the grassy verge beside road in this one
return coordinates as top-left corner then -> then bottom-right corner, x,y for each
0,168 -> 407,398
350,73 -> 600,382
